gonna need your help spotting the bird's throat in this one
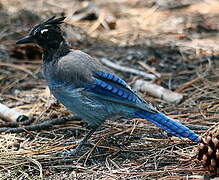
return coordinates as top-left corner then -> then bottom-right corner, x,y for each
43,41 -> 70,62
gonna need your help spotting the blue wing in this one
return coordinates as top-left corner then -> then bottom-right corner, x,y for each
94,72 -> 132,90
84,71 -> 156,113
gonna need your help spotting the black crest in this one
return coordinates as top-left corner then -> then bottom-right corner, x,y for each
41,16 -> 66,27
30,16 -> 66,35
16,16 -> 67,50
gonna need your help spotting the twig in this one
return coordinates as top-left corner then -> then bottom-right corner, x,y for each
175,77 -> 202,92
112,168 -> 205,176
0,115 -> 80,133
186,124 -> 209,130
201,121 -> 219,137
28,158 -> 43,179
138,61 -> 161,78
133,79 -> 183,103
88,10 -> 105,34
0,62 -> 37,78
100,58 -> 157,80
84,137 -> 104,165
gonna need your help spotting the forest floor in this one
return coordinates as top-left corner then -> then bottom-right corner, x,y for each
0,0 -> 219,179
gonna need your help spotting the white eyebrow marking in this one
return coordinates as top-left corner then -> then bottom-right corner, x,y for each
33,28 -> 39,35
41,29 -> 48,34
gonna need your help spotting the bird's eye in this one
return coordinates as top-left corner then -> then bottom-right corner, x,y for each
40,29 -> 48,34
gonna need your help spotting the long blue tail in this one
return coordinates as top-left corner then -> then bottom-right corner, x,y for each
135,110 -> 200,142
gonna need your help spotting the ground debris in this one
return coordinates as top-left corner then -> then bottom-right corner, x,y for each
0,0 -> 219,179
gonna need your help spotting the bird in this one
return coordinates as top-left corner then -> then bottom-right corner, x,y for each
16,16 -> 200,155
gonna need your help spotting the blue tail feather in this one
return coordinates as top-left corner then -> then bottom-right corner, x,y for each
135,110 -> 200,142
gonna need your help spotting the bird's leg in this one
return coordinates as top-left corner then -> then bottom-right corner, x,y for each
72,126 -> 98,154
61,126 -> 98,156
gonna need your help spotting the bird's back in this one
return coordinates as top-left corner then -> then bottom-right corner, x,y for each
44,49 -> 104,87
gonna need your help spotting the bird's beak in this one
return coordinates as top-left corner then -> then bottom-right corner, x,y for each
16,36 -> 35,44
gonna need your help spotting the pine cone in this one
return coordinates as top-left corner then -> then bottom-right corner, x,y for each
197,126 -> 219,174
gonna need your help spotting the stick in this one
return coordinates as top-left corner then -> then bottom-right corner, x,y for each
0,62 -> 37,78
0,117 -> 35,127
100,58 -> 157,80
133,79 -> 183,103
0,115 -> 80,133
0,103 -> 28,122
175,77 -> 201,92
138,61 -> 161,78
186,124 -> 209,130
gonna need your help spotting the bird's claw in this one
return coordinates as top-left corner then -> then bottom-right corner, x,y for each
55,148 -> 78,157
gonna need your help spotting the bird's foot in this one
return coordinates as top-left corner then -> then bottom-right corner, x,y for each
55,148 -> 79,157
63,140 -> 80,146
55,127 -> 98,157
58,149 -> 78,157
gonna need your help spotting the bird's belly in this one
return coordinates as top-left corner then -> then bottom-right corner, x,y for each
49,86 -> 127,127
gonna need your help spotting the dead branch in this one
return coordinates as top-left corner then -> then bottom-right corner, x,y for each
0,117 -> 35,127
134,79 -> 183,103
0,103 -> 29,123
0,115 -> 80,133
100,58 -> 157,80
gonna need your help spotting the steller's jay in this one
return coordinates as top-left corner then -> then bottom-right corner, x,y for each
16,16 -> 200,155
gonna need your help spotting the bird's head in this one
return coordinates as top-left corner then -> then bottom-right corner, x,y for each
16,16 -> 66,50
